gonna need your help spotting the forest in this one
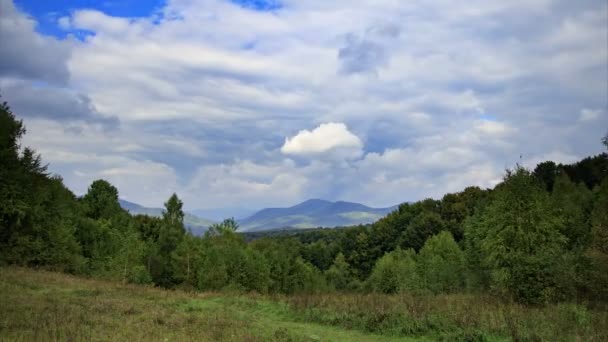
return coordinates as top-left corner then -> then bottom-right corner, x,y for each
1,98 -> 608,339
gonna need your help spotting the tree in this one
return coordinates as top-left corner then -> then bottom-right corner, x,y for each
0,99 -> 83,270
152,193 -> 186,287
81,180 -> 122,221
399,210 -> 445,251
207,217 -> 239,236
367,248 -> 419,294
325,253 -> 354,291
440,186 -> 488,241
469,167 -> 572,304
533,161 -> 560,192
551,172 -> 593,249
418,231 -> 465,293
172,231 -> 202,287
581,178 -> 608,300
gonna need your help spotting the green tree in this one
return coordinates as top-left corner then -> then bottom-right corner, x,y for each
367,248 -> 419,294
172,231 -> 202,288
152,193 -> 186,287
399,210 -> 445,251
207,217 -> 239,236
551,172 -> 593,249
325,252 -> 354,291
581,178 -> 608,300
418,231 -> 465,293
81,180 -> 123,221
0,99 -> 84,270
533,161 -> 560,192
470,167 -> 572,304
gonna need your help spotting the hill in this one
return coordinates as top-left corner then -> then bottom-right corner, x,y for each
119,199 -> 215,235
239,199 -> 397,232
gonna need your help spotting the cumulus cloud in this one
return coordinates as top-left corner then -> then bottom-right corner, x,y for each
281,122 -> 363,157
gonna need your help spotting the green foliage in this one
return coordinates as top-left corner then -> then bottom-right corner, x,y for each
551,172 -> 593,249
0,99 -> 83,271
418,231 -> 465,294
81,180 -> 123,221
580,178 -> 608,300
197,232 -> 271,292
151,193 -> 186,287
207,217 -> 239,236
534,161 -> 560,192
325,252 -> 355,291
561,153 -> 608,190
399,200 -> 445,251
368,248 -> 419,294
171,232 -> 203,287
467,167 -> 573,304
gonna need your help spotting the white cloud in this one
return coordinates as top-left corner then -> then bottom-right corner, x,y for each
579,108 -> 601,122
3,0 -> 607,210
281,122 -> 363,156
474,119 -> 513,136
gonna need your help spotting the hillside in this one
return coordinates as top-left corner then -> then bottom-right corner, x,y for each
119,199 -> 215,235
239,199 -> 397,232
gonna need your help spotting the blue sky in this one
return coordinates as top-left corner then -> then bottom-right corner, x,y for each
1,0 -> 606,212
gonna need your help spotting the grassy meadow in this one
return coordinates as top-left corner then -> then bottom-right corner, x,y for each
1,267 -> 606,341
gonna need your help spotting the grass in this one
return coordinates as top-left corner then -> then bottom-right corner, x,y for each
1,267 -> 606,341
0,267 -> 415,341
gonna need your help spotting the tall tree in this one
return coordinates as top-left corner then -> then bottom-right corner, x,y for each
468,167 -> 572,304
533,161 -> 560,192
367,248 -> 419,294
418,231 -> 465,293
152,193 -> 186,287
81,180 -> 123,221
325,252 -> 354,291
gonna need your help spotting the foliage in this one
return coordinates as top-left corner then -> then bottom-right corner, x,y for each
418,231 -> 465,294
466,167 -> 573,304
367,248 -> 419,294
325,252 -> 355,291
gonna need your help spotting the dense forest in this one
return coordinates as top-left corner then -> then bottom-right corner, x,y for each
1,98 -> 607,305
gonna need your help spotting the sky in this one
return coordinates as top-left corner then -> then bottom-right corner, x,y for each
1,0 -> 607,213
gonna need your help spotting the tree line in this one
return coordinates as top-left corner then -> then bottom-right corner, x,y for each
1,98 -> 607,304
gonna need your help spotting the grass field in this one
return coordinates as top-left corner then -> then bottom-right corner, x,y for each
1,267 -> 606,341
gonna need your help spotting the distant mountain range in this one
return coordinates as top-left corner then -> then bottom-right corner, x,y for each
189,207 -> 256,221
120,198 -> 398,234
119,199 -> 215,236
238,199 -> 397,232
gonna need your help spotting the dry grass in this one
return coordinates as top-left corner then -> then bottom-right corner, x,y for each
2,267 -> 606,341
0,267 -> 412,342
0,267 -> 258,341
283,292 -> 608,341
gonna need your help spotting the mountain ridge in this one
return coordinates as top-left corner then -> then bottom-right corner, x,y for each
239,199 -> 397,232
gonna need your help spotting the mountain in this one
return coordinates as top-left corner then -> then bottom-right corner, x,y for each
119,199 -> 215,236
238,199 -> 397,232
190,207 -> 256,221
